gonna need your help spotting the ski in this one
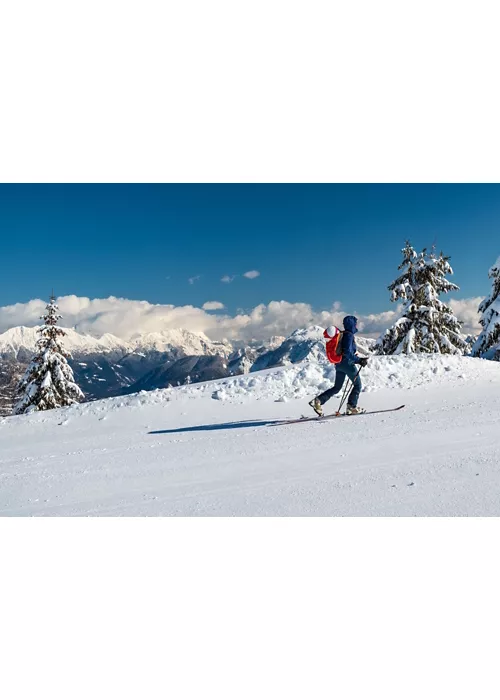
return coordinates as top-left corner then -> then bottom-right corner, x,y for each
277,405 -> 405,426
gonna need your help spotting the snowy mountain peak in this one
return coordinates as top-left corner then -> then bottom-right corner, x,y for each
251,326 -> 328,371
288,326 -> 325,340
130,328 -> 233,357
266,335 -> 287,349
0,325 -> 39,352
0,326 -> 131,359
0,325 -> 234,361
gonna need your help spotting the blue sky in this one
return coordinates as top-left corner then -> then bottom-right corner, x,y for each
0,184 -> 499,315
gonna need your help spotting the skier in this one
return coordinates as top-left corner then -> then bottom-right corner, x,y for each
309,315 -> 368,417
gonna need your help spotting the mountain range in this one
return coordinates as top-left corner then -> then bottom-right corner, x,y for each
0,325 -> 375,415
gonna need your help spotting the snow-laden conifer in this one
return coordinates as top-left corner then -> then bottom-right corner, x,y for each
472,257 -> 500,360
14,296 -> 84,414
375,242 -> 468,355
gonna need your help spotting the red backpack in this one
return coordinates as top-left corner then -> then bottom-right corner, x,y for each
324,326 -> 343,364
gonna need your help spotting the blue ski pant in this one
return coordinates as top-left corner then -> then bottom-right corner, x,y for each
317,361 -> 362,407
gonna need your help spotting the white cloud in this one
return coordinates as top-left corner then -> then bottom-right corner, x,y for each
202,301 -> 225,311
188,275 -> 201,285
221,275 -> 235,283
243,270 -> 260,279
355,308 -> 403,337
0,294 -> 483,343
448,297 -> 482,336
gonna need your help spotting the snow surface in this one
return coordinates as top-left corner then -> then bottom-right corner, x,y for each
1,355 -> 499,516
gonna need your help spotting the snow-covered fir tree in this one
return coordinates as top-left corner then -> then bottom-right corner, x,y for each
374,242 -> 468,355
14,296 -> 84,414
472,256 -> 500,359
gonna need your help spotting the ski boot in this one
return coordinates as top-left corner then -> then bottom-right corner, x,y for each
308,397 -> 323,417
346,405 -> 366,415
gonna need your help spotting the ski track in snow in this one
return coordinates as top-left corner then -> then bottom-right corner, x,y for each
1,355 -> 500,516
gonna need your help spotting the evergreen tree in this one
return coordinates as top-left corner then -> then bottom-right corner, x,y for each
472,257 -> 500,359
375,242 -> 468,355
14,295 -> 84,414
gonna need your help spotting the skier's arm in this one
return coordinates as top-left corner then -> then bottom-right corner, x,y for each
342,333 -> 361,365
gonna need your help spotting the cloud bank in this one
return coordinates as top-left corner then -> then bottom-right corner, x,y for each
0,295 -> 482,343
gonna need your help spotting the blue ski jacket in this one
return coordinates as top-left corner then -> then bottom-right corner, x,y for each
341,315 -> 361,366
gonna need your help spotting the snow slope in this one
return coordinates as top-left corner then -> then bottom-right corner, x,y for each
1,355 -> 499,516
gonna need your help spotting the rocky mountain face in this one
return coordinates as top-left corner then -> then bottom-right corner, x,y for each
226,336 -> 285,376
122,355 -> 231,394
0,325 -> 375,414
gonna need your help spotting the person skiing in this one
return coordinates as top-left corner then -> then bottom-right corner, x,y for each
309,315 -> 368,417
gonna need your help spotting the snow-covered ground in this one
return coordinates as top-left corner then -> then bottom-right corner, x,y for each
1,355 -> 499,516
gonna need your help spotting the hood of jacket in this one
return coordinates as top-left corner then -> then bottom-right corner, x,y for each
343,315 -> 358,334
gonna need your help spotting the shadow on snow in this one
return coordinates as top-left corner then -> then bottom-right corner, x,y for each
149,419 -> 285,435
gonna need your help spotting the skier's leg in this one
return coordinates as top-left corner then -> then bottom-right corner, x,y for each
317,369 -> 346,405
345,365 -> 362,408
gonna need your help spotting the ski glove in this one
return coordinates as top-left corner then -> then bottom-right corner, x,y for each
358,357 -> 368,367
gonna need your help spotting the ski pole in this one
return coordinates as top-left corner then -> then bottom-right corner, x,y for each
336,366 -> 363,416
337,379 -> 351,415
